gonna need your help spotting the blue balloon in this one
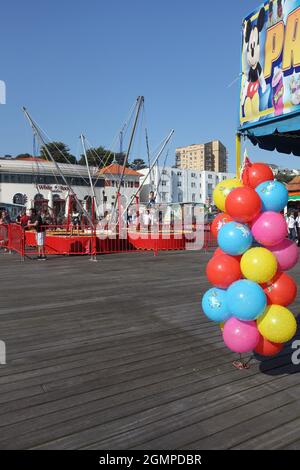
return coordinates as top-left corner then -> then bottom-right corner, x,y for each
256,180 -> 288,212
202,288 -> 231,322
227,280 -> 267,321
217,222 -> 253,255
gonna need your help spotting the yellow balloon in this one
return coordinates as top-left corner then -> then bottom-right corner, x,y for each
257,305 -> 297,343
213,178 -> 243,212
241,247 -> 277,283
220,322 -> 225,332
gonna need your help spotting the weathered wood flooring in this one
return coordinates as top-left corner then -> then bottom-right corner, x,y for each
0,249 -> 299,450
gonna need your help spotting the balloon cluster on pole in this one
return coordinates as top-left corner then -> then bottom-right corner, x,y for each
202,161 -> 298,365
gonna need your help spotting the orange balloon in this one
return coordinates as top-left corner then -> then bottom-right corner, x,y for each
255,335 -> 284,357
225,186 -> 262,223
213,247 -> 242,262
261,272 -> 297,307
206,254 -> 242,288
242,163 -> 274,188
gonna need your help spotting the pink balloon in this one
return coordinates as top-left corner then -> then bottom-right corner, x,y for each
268,239 -> 299,271
223,318 -> 260,353
251,212 -> 287,246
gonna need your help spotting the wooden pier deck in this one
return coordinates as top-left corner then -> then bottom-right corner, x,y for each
0,250 -> 299,450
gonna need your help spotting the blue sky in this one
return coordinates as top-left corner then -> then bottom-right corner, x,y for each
1,0 -> 300,172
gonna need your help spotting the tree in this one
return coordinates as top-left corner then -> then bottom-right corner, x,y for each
78,148 -> 127,168
78,146 -> 107,167
111,152 -> 127,167
129,158 -> 147,170
40,142 -> 76,164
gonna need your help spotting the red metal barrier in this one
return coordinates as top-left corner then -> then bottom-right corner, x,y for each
1,222 -> 217,259
0,224 -> 24,257
203,226 -> 217,251
0,224 -> 9,250
8,224 -> 24,256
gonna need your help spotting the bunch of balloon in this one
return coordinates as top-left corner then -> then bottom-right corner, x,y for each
202,161 -> 299,368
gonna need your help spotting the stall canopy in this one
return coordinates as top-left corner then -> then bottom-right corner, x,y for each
238,0 -> 300,156
287,175 -> 300,201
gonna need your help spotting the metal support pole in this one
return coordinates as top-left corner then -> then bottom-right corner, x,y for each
89,227 -> 98,262
111,96 -> 144,220
80,133 -> 98,221
92,197 -> 95,225
117,192 -> 122,237
122,129 -> 175,219
236,133 -> 241,179
135,195 -> 140,231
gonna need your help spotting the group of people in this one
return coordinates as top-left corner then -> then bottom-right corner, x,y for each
286,212 -> 300,245
0,206 -> 89,260
0,208 -> 52,260
3,198 -> 299,258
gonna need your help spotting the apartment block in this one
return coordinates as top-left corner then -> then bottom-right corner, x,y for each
175,140 -> 228,173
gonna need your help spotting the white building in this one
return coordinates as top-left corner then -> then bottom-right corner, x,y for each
139,167 -> 235,205
99,163 -> 141,212
0,158 -> 141,220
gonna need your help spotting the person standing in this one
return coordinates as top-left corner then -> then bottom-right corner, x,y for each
147,191 -> 156,209
143,209 -> 152,232
0,209 -> 11,224
0,210 -> 10,252
296,211 -> 300,246
71,209 -> 81,231
16,210 -> 29,228
287,212 -> 297,242
28,208 -> 47,260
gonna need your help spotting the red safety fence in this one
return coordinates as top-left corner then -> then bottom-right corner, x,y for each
0,224 -> 9,251
0,224 -> 25,257
1,223 -> 217,259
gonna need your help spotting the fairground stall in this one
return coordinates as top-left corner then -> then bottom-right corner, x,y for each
202,0 -> 300,369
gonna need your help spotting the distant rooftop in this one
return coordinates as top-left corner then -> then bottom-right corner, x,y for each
99,163 -> 141,177
287,176 -> 300,191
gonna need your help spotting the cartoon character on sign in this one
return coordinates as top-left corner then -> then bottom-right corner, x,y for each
272,67 -> 284,116
242,7 -> 267,121
290,73 -> 300,106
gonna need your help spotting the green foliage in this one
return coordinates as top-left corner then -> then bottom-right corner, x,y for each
15,142 -> 144,170
78,148 -> 127,168
78,146 -> 107,167
130,158 -> 147,170
40,142 -> 76,164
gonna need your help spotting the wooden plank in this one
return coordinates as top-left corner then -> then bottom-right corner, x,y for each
233,417 -> 300,449
0,250 -> 299,450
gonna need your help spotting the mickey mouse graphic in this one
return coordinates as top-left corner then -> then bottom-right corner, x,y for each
242,7 -> 267,121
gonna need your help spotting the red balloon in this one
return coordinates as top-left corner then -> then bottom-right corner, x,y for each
211,213 -> 234,239
213,247 -> 242,262
242,163 -> 274,188
225,186 -> 261,223
255,335 -> 284,356
206,254 -> 242,288
261,272 -> 297,307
